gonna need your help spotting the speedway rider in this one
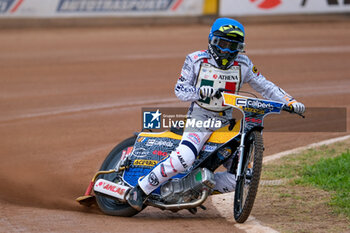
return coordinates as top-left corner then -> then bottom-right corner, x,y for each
127,18 -> 305,210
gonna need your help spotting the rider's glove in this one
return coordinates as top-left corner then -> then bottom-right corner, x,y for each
200,86 -> 215,99
289,101 -> 305,114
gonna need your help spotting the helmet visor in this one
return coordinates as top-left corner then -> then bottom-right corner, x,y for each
210,36 -> 245,53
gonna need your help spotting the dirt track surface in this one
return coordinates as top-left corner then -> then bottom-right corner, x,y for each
1,18 -> 349,232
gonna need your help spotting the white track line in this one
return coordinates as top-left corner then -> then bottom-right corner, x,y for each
212,134 -> 350,233
0,97 -> 178,123
249,45 -> 350,56
3,45 -> 350,123
263,134 -> 350,163
3,73 -> 349,123
101,45 -> 350,61
1,45 -> 349,62
65,45 -> 350,63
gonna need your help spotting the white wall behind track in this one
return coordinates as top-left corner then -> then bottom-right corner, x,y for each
2,0 -> 350,19
220,0 -> 350,16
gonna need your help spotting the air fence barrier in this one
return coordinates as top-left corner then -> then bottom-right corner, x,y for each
0,0 -> 349,27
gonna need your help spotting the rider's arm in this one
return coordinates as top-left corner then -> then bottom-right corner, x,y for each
238,55 -> 295,104
174,55 -> 201,102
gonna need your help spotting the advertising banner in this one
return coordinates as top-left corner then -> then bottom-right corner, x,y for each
220,0 -> 350,16
0,0 -> 203,18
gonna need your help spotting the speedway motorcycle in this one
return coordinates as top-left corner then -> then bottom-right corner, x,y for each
76,89 -> 303,223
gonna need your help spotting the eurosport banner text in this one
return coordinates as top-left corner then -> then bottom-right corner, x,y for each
141,107 -> 347,133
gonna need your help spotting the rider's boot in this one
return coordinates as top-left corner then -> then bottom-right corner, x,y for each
127,185 -> 147,211
213,171 -> 236,193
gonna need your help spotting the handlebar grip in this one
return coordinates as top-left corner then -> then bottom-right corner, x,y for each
214,88 -> 232,99
282,104 -> 294,113
282,104 -> 305,118
217,88 -> 231,92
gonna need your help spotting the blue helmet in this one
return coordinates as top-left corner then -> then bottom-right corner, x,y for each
208,18 -> 245,69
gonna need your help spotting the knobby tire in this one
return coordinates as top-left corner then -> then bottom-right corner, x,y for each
95,136 -> 140,217
233,131 -> 263,223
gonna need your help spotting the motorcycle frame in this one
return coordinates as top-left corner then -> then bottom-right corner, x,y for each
77,93 -> 302,212
148,93 -> 284,199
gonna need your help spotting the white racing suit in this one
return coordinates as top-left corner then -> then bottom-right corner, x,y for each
139,50 -> 296,195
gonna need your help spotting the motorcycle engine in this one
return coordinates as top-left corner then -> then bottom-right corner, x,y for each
160,168 -> 216,204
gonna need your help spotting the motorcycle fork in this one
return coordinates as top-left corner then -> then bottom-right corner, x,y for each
235,133 -> 246,180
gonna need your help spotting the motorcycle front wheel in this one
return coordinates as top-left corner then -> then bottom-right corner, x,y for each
233,130 -> 263,223
95,136 -> 141,217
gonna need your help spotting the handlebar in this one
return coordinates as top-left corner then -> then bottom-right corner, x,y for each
214,88 -> 231,99
217,88 -> 231,93
216,88 -> 305,118
282,104 -> 293,113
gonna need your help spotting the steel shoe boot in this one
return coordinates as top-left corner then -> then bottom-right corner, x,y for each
127,185 -> 147,211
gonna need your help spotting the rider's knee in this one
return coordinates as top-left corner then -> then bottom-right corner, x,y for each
170,142 -> 196,173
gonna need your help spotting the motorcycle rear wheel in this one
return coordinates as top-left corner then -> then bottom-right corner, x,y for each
233,131 -> 263,223
95,136 -> 141,217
